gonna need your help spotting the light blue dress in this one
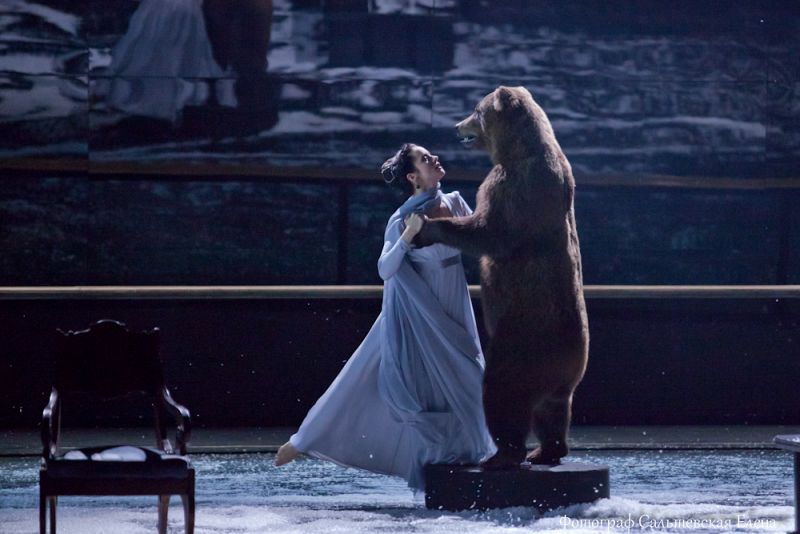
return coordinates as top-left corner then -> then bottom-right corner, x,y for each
290,187 -> 496,491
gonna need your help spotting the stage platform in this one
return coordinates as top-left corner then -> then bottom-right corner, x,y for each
2,425 -> 797,456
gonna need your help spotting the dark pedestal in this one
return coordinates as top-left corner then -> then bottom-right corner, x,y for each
773,435 -> 800,534
424,462 -> 610,511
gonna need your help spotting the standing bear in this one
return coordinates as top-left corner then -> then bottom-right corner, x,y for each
415,86 -> 589,468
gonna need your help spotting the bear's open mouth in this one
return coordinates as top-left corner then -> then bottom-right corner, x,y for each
459,135 -> 477,147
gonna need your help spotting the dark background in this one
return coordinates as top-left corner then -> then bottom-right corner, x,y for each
2,296 -> 799,428
1,0 -> 798,428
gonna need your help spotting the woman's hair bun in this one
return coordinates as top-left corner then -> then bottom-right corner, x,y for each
381,143 -> 416,194
381,158 -> 398,184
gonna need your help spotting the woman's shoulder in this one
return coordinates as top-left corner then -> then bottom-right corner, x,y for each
445,190 -> 469,203
444,190 -> 462,207
445,190 -> 470,215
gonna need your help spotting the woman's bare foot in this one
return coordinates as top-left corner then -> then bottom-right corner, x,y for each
275,442 -> 299,466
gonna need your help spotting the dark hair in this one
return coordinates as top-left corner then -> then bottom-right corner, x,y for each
381,143 -> 416,195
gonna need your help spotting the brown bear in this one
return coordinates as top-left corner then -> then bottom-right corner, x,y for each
414,86 -> 589,468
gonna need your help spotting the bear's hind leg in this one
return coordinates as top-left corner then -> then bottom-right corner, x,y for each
526,395 -> 572,465
481,374 -> 531,469
480,324 -> 535,469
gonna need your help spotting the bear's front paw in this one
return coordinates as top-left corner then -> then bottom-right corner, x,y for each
412,221 -> 437,248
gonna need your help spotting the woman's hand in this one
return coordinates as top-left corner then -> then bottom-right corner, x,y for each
402,213 -> 424,243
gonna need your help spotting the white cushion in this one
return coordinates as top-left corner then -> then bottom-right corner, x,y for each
91,446 -> 147,461
61,446 -> 147,462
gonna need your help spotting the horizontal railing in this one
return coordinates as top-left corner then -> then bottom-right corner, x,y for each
1,285 -> 799,300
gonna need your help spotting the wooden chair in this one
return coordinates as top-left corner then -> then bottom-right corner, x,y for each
775,435 -> 800,534
39,319 -> 194,534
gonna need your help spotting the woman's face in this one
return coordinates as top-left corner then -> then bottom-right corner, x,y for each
407,145 -> 445,191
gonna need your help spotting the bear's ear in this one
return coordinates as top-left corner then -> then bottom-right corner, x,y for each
493,86 -> 518,113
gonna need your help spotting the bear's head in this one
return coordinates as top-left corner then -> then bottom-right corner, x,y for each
455,86 -> 556,165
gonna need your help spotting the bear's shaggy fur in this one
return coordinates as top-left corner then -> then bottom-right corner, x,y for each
416,86 -> 589,467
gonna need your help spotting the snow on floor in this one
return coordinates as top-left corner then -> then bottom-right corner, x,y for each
0,450 -> 794,533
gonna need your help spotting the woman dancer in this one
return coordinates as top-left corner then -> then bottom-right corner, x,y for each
275,144 -> 496,492
95,0 -> 237,122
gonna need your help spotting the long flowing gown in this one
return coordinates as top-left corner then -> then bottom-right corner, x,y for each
290,188 -> 496,491
95,0 -> 236,122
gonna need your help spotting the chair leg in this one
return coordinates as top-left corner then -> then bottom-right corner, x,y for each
158,495 -> 171,534
180,492 -> 195,534
48,496 -> 57,534
39,488 -> 46,534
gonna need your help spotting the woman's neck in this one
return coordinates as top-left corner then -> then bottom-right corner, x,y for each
414,184 -> 439,196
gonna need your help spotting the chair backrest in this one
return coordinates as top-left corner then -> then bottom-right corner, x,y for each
55,319 -> 164,399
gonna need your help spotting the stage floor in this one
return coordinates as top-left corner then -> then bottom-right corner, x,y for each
0,448 -> 796,533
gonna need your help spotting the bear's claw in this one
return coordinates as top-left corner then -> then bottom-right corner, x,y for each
480,451 -> 526,471
524,446 -> 564,465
